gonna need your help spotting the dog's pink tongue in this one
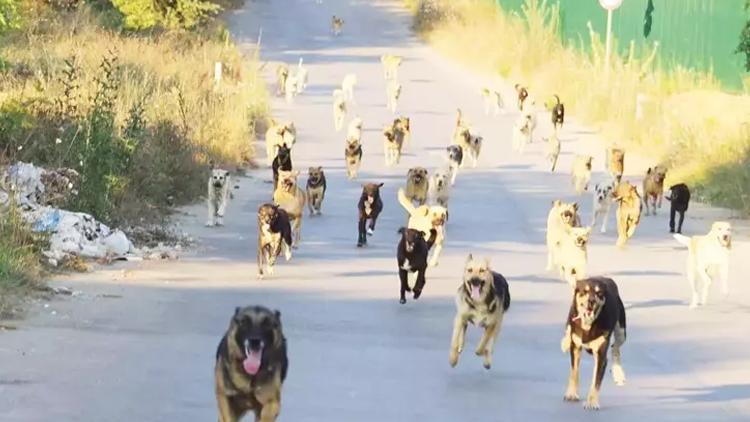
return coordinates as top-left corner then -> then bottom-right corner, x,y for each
471,286 -> 481,300
243,350 -> 262,376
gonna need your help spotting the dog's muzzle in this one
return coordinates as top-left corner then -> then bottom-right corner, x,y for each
575,237 -> 587,248
405,241 -> 415,253
213,181 -> 224,189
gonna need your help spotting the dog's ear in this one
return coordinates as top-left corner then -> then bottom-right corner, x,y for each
317,166 -> 323,172
647,167 -> 652,175
572,202 -> 579,211
308,166 -> 314,173
398,227 -> 406,235
377,182 -> 384,187
465,253 -> 473,265
274,309 -> 281,320
209,160 -> 216,170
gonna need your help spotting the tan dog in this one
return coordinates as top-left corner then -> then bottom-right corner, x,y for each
273,170 -> 306,248
481,88 -> 504,115
393,116 -> 411,150
512,113 -> 533,154
306,167 -> 326,216
275,64 -> 289,96
332,89 -> 347,132
386,80 -> 402,114
545,133 -> 561,171
405,167 -> 429,206
265,121 -> 296,166
571,155 -> 593,194
380,54 -> 402,80
613,181 -> 641,248
341,73 -> 357,103
383,126 -> 402,167
347,116 -> 363,143
553,227 -> 591,287
331,15 -> 344,36
606,148 -> 625,183
345,138 -> 363,180
643,165 -> 667,215
674,222 -> 732,308
398,188 -> 447,267
546,200 -> 581,273
429,167 -> 452,208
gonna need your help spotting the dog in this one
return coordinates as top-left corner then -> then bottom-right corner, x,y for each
275,64 -> 289,96
207,168 -> 231,227
545,132 -> 561,171
306,167 -> 326,216
481,88 -> 504,115
380,54 -> 402,80
405,167 -> 429,206
546,200 -> 581,272
386,80 -> 402,113
357,183 -> 383,247
396,227 -> 438,304
571,155 -> 593,194
514,83 -> 529,111
560,277 -> 626,410
512,113 -> 533,154
398,188 -> 448,267
674,222 -> 732,308
665,183 -> 690,233
605,148 -> 625,183
452,108 -> 468,142
295,58 -> 308,93
215,305 -> 288,421
256,203 -> 293,278
272,144 -> 292,190
341,73 -> 357,103
454,125 -> 482,168
331,15 -> 344,36
613,181 -> 641,248
643,165 -> 667,215
445,145 -> 463,185
429,167 -> 452,208
550,94 -> 565,132
449,254 -> 510,370
265,121 -> 296,166
393,116 -> 411,150
553,226 -> 591,287
591,176 -> 617,233
332,89 -> 347,132
383,126 -> 402,167
344,138 -> 363,180
347,116 -> 363,143
273,170 -> 306,248
284,73 -> 299,104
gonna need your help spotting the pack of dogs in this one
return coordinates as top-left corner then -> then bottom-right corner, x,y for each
208,49 -> 736,420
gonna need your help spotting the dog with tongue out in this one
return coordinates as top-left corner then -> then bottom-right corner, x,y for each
215,305 -> 288,422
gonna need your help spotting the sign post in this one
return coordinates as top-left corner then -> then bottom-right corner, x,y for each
599,0 -> 624,79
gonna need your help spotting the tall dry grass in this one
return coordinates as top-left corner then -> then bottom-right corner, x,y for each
410,0 -> 750,213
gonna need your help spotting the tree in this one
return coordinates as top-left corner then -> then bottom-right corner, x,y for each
738,0 -> 750,71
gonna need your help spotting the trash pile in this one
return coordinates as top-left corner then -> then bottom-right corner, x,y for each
0,162 -> 184,266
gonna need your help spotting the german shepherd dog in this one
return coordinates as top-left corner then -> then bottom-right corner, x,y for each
272,144 -> 292,190
345,138 -> 363,180
561,277 -> 626,410
550,94 -> 565,132
449,254 -> 511,370
515,83 -> 529,111
256,204 -> 292,279
357,183 -> 384,247
613,181 -> 641,248
605,148 -> 625,183
306,167 -> 326,216
396,227 -> 437,304
215,306 -> 288,422
665,183 -> 690,233
643,165 -> 667,216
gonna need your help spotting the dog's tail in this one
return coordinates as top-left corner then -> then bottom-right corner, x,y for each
673,234 -> 690,248
397,187 -> 417,216
553,94 -> 561,106
550,152 -> 559,172
298,57 -> 304,69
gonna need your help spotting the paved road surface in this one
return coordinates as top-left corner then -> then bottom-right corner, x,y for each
2,0 -> 750,420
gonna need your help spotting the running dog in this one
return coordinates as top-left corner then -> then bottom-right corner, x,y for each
560,277 -> 627,411
347,116 -> 363,143
515,83 -> 529,111
449,254 -> 511,370
393,116 -> 411,150
398,187 -> 448,268
545,132 -> 561,171
613,181 -> 641,248
265,121 -> 296,167
284,74 -> 300,104
381,54 -> 402,80
295,58 -> 308,93
643,165 -> 667,215
481,88 -> 504,115
665,183 -> 691,233
357,183 -> 384,247
550,94 -> 565,132
386,80 -> 402,113
591,176 -> 617,233
344,138 -> 363,180
571,155 -> 593,194
341,73 -> 357,103
446,145 -> 463,185
331,15 -> 344,36
429,168 -> 452,208
546,200 -> 581,272
383,126 -> 402,167
215,305 -> 288,422
273,170 -> 306,248
512,113 -> 533,154
272,144 -> 293,190
256,203 -> 293,278
674,222 -> 732,308
605,148 -> 625,183
333,89 -> 347,132
306,167 -> 326,216
207,168 -> 231,227
454,125 -> 482,168
396,227 -> 437,304
276,64 -> 289,97
405,167 -> 429,206
553,227 -> 591,287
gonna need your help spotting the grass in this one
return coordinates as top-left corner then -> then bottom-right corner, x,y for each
408,0 -> 750,214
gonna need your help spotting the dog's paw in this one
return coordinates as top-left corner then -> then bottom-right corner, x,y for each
563,391 -> 580,402
583,396 -> 600,411
404,285 -> 412,292
600,227 -> 607,234
560,337 -> 571,353
412,289 -> 422,300
205,221 -> 214,227
399,298 -> 406,305
483,361 -> 491,370
612,365 -> 626,386
449,352 -> 459,368
366,228 -> 374,236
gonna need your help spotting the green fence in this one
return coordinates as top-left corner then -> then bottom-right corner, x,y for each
496,0 -> 747,90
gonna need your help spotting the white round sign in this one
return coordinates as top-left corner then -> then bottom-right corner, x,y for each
599,0 -> 624,11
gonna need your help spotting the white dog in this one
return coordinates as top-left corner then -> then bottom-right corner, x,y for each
398,188 -> 448,267
207,169 -> 230,227
591,176 -> 617,233
429,168 -> 453,208
333,89 -> 347,132
512,114 -> 533,154
296,58 -> 308,92
386,80 -> 402,113
341,73 -> 357,103
674,222 -> 732,308
284,74 -> 300,103
481,88 -> 504,116
347,116 -> 363,142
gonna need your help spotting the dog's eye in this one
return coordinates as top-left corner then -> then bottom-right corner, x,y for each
467,269 -> 473,273
479,268 -> 485,273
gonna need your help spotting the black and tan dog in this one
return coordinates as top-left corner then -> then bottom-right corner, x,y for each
345,138 -> 363,180
405,167 -> 429,206
256,203 -> 292,279
305,167 -> 326,216
357,183 -> 384,247
272,144 -> 292,190
550,94 -> 565,132
215,305 -> 288,422
561,277 -> 626,411
449,254 -> 510,370
665,183 -> 690,233
396,227 -> 437,304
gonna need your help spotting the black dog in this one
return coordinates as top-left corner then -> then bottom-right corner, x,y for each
272,144 -> 293,189
551,94 -> 565,131
396,227 -> 437,304
666,183 -> 690,234
357,183 -> 384,247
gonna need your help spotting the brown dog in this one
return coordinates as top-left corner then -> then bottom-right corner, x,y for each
643,165 -> 667,216
606,148 -> 625,183
405,167 -> 429,206
613,181 -> 641,248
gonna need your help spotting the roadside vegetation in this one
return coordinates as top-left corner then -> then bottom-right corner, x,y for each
407,0 -> 750,214
0,0 -> 268,306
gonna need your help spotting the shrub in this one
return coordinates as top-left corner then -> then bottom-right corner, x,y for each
111,0 -> 221,30
0,203 -> 45,316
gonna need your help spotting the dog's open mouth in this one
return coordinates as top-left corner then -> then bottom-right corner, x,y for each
575,237 -> 587,248
721,234 -> 731,246
469,279 -> 482,300
242,338 -> 264,376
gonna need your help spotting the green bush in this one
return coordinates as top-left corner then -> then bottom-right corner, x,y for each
0,203 -> 45,315
737,0 -> 750,71
111,0 -> 221,30
0,0 -> 20,33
